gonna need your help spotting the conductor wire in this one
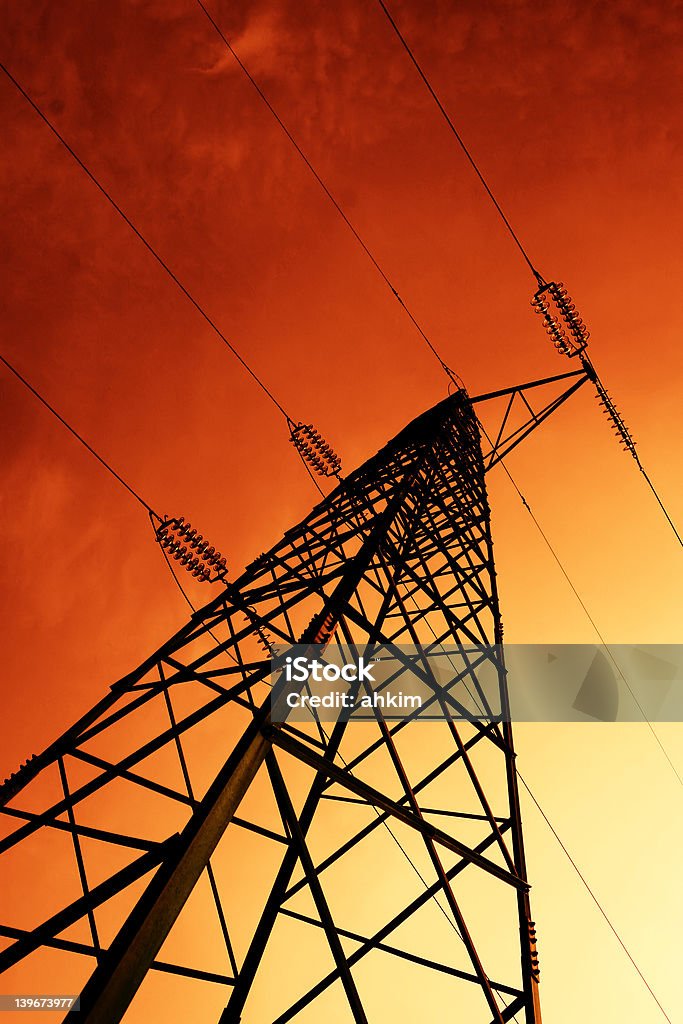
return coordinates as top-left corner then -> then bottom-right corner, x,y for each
1,352 -> 157,517
375,0 -> 543,285
0,60 -> 290,422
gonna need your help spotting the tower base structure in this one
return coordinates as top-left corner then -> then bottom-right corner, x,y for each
1,389 -> 549,1024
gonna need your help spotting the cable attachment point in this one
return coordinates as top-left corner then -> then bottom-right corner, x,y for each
531,281 -> 589,358
155,516 -> 228,583
289,422 -> 342,478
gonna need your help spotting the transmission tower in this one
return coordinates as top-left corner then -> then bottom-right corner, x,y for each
0,373 -> 589,1023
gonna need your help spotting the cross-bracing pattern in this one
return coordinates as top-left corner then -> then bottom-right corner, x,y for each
0,389 -> 548,1023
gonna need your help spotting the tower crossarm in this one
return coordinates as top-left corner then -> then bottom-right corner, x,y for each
471,369 -> 591,471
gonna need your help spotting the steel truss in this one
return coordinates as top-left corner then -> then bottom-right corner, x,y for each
0,377 -> 586,1023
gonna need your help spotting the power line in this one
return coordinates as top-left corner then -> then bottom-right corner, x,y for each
194,0 -> 462,389
1,352 -> 242,624
396,573 -> 674,1022
198,0 -> 683,774
487,443 -> 682,788
0,352 -> 157,517
394,579 -> 674,1021
198,2 -> 679,569
2,129 -> 664,1024
198,0 -> 680,553
4,34 -> 677,1015
374,0 -> 683,778
197,0 -> 682,787
150,510 -> 237,659
374,1 -> 681,547
196,0 -> 682,786
1,350 -> 239,653
364,0 -> 683,979
407,607 -> 675,1022
518,771 -> 674,1024
0,58 -> 346,490
0,60 -> 291,423
0,61 -> 341,605
374,0 -> 542,285
49,19 -> 681,1016
197,0 -> 679,561
638,463 -> 682,547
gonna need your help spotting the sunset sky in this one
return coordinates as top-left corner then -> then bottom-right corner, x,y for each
1,1 -> 681,1021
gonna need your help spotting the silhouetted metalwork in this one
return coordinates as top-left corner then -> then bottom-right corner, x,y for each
0,379 -> 590,1022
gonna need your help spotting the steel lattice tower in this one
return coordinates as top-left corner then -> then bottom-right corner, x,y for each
0,375 -> 590,1023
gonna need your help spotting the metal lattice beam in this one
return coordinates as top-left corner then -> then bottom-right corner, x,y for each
0,385 -> 572,1024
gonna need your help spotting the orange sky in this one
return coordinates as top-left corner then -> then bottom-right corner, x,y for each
0,1 -> 681,1022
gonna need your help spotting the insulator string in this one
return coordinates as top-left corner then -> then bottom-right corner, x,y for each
289,422 -> 343,479
154,516 -> 228,584
528,277 -> 681,546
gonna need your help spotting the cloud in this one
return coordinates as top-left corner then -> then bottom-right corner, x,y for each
197,4 -> 290,78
